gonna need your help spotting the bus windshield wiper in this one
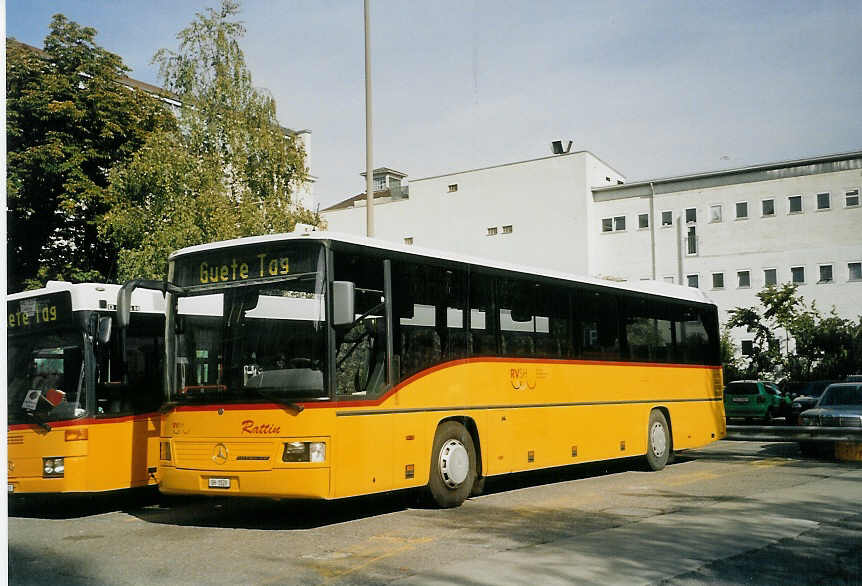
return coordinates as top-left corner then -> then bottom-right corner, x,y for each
244,387 -> 305,414
25,410 -> 52,432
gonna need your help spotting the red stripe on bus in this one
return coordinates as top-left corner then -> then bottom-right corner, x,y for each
171,357 -> 721,413
8,412 -> 159,432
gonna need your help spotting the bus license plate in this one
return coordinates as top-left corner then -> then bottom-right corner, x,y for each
208,478 -> 230,489
732,397 -> 748,403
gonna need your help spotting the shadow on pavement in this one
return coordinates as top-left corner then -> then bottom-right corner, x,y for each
8,486 -> 159,520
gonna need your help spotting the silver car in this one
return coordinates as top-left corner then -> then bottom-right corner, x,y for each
799,383 -> 862,428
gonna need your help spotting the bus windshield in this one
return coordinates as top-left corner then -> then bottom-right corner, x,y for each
7,330 -> 87,423
169,245 -> 328,404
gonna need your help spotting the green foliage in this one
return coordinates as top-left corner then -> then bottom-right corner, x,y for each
103,0 -> 319,280
728,284 -> 862,380
719,328 -> 743,382
6,17 -> 174,291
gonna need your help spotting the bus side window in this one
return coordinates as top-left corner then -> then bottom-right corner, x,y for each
623,297 -> 674,363
469,273 -> 496,356
498,278 -> 536,357
392,262 -> 467,381
573,290 -> 621,361
334,251 -> 388,397
535,284 -> 569,358
96,314 -> 164,415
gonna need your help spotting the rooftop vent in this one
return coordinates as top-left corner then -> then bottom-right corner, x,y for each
551,140 -> 573,155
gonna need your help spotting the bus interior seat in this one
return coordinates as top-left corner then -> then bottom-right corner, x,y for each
502,332 -> 535,356
400,327 -> 441,377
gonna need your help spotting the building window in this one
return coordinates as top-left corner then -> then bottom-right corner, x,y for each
741,340 -> 754,356
602,217 -> 626,232
818,264 -> 833,283
686,274 -> 699,288
712,272 -> 724,289
373,177 -> 386,191
502,225 -> 513,234
709,205 -> 722,223
685,208 -> 697,224
403,237 -> 414,245
686,226 -> 697,255
788,195 -> 803,213
764,268 -> 777,286
816,192 -> 830,210
487,227 -> 497,236
735,201 -> 748,219
737,270 -> 751,288
845,189 -> 859,208
849,262 -> 862,281
448,184 -> 458,193
638,213 -> 649,229
791,266 -> 805,284
661,211 -> 673,226
762,198 -> 775,216
663,276 -> 674,283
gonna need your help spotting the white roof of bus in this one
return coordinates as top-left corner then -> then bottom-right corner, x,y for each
7,281 -> 165,313
169,231 -> 714,306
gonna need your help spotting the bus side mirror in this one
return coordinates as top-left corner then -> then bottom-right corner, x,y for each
97,316 -> 112,345
332,281 -> 355,326
117,281 -> 135,330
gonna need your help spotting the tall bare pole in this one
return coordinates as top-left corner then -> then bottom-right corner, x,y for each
364,0 -> 375,237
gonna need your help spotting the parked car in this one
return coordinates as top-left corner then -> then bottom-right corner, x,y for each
788,380 -> 843,424
798,383 -> 862,427
724,380 -> 791,422
797,383 -> 862,456
846,374 -> 862,382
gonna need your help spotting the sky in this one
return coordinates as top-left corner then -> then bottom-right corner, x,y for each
6,0 -> 862,209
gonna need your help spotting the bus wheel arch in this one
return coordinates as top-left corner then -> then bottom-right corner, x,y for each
427,418 -> 479,508
645,408 -> 673,471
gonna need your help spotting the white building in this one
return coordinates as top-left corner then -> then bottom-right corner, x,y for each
323,151 -> 625,275
322,148 -> 862,350
591,151 -> 862,350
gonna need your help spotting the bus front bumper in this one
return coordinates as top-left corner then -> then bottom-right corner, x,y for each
158,466 -> 331,499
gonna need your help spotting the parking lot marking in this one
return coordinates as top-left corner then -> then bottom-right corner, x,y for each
662,471 -> 721,487
752,458 -> 789,469
294,533 -> 437,583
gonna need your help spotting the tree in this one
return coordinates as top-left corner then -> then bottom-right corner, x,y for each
103,0 -> 319,280
728,284 -> 862,380
6,17 -> 175,291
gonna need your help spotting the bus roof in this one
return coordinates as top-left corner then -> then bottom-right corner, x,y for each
169,231 -> 715,306
7,281 -> 165,314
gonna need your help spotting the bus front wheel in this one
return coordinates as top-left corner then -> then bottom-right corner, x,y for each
645,410 -> 671,471
427,421 -> 477,508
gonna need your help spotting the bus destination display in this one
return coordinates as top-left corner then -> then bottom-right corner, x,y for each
7,292 -> 73,332
174,242 -> 322,288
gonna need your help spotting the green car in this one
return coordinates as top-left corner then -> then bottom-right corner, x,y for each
724,380 -> 791,422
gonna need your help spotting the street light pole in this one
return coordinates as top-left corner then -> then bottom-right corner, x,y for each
364,0 -> 374,237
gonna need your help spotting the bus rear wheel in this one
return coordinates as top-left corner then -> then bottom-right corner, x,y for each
427,421 -> 477,508
645,410 -> 671,471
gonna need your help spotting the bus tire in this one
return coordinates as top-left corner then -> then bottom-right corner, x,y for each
427,421 -> 477,508
645,410 -> 671,471
470,476 -> 486,497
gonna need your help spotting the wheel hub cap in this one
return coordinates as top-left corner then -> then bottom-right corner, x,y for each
650,422 -> 667,457
439,439 -> 469,488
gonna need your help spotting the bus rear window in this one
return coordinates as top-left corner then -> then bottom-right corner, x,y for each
725,382 -> 758,395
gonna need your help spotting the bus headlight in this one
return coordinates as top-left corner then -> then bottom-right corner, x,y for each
282,441 -> 326,463
43,457 -> 64,478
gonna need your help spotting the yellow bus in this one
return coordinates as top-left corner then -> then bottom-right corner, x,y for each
7,282 -> 165,496
119,233 -> 724,507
